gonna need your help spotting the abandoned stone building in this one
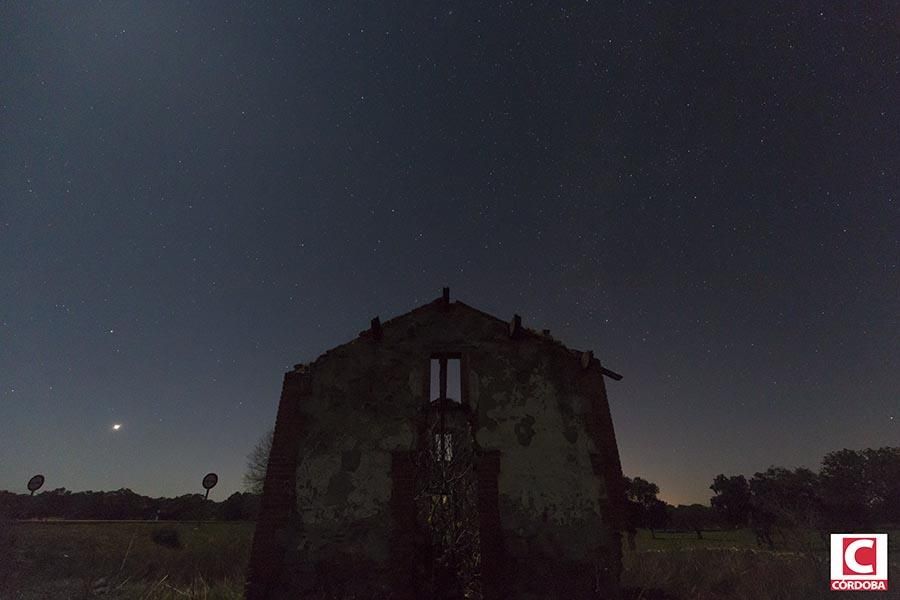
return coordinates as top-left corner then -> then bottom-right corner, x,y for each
245,289 -> 626,600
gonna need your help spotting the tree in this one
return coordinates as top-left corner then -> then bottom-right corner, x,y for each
669,504 -> 716,539
862,447 -> 900,524
412,403 -> 482,599
820,448 -> 873,529
820,447 -> 900,529
624,476 -> 669,538
220,492 -> 260,521
749,467 -> 819,526
644,499 -> 670,537
625,476 -> 660,507
747,467 -> 819,548
244,429 -> 273,494
710,474 -> 750,528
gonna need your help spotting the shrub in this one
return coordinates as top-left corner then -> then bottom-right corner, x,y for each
0,514 -> 15,587
151,527 -> 182,549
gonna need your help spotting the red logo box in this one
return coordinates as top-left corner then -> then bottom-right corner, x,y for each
830,534 -> 888,592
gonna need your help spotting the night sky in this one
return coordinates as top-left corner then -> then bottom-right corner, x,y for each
1,3 -> 897,505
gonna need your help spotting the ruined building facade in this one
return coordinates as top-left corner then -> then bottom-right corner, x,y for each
245,290 -> 626,599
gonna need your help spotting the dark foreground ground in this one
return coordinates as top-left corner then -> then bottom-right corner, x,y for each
1,521 -> 897,599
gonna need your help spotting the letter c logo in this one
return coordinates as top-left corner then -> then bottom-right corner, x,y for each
845,539 -> 875,574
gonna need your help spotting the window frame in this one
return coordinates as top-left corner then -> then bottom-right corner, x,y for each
428,352 -> 464,405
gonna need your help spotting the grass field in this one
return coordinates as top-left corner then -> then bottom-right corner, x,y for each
1,521 -> 897,599
622,529 -> 899,600
0,520 -> 252,599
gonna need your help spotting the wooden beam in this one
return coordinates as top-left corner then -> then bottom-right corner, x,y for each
370,317 -> 382,341
508,314 -> 521,338
600,367 -> 623,381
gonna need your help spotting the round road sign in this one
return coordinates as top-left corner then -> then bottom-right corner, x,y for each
202,472 -> 218,490
27,474 -> 45,493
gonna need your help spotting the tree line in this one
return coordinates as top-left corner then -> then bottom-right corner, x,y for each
6,445 -> 896,533
623,446 -> 900,547
710,447 -> 900,539
0,488 -> 260,521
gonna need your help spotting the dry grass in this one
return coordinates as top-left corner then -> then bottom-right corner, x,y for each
1,521 -> 252,599
3,523 -> 898,599
622,529 -> 900,600
623,546 -> 825,600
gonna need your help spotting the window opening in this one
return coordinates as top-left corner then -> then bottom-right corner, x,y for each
429,356 -> 461,403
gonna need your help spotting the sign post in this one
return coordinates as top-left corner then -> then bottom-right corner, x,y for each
202,473 -> 218,500
196,473 -> 219,528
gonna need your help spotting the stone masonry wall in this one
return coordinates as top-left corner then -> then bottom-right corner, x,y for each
245,299 -> 623,599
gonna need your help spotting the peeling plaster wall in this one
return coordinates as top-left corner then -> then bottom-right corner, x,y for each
281,302 -> 620,597
288,342 -> 418,593
470,338 -> 616,598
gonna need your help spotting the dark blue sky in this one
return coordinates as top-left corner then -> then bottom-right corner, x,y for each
1,2 -> 896,504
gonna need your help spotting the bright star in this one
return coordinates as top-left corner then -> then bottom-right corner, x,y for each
112,423 -> 122,431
